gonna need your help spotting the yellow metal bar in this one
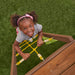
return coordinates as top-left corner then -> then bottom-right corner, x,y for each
29,45 -> 44,61
37,54 -> 44,61
29,38 -> 53,55
29,34 -> 38,42
19,34 -> 38,46
34,49 -> 39,55
16,47 -> 39,66
28,38 -> 53,58
29,50 -> 34,54
27,44 -> 34,50
16,59 -> 24,66
16,40 -> 37,57
21,40 -> 37,52
20,41 -> 28,48
16,37 -> 53,65
19,40 -> 27,45
29,46 -> 38,54
19,34 -> 38,45
29,46 -> 44,61
44,37 -> 53,42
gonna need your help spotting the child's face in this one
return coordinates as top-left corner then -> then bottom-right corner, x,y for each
19,19 -> 34,37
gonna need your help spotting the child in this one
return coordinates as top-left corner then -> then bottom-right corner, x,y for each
10,11 -> 44,60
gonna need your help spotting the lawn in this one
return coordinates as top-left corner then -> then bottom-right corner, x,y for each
0,0 -> 74,75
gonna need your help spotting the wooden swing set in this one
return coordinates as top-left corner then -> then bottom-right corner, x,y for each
10,32 -> 75,75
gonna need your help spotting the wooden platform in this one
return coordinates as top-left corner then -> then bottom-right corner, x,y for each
26,33 -> 75,75
10,32 -> 75,75
26,41 -> 75,75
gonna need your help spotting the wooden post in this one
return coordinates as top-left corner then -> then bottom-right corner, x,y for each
10,45 -> 17,75
43,32 -> 74,42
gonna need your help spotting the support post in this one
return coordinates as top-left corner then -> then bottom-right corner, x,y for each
10,45 -> 17,75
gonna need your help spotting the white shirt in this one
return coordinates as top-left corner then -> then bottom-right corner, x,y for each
16,23 -> 42,43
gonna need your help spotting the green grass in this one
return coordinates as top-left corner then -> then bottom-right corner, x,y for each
0,0 -> 75,75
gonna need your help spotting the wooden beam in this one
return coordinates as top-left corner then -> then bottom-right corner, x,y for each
32,41 -> 75,75
10,45 -> 17,75
61,64 -> 75,75
43,32 -> 74,43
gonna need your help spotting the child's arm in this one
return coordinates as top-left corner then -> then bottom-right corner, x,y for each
13,40 -> 30,60
37,30 -> 44,47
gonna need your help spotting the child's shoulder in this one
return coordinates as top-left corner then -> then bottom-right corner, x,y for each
16,27 -> 24,35
34,23 -> 42,32
35,23 -> 42,28
16,27 -> 19,30
35,23 -> 42,26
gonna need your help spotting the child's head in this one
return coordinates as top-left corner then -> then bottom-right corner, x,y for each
10,11 -> 38,37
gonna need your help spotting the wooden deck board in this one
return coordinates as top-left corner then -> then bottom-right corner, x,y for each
10,45 -> 17,75
61,64 -> 75,75
32,42 -> 75,75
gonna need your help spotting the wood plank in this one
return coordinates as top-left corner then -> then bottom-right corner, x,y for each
26,41 -> 75,75
10,45 -> 17,75
61,64 -> 75,75
32,42 -> 75,75
43,32 -> 74,43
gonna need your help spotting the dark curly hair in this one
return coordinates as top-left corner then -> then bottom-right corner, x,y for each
10,11 -> 38,28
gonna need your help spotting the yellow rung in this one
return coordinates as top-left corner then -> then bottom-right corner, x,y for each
29,50 -> 34,54
16,40 -> 37,57
16,62 -> 20,66
16,38 -> 53,57
16,45 -> 29,57
31,40 -> 37,45
19,34 -> 38,46
33,47 -> 38,53
16,59 -> 24,66
16,53 -> 19,57
19,40 -> 26,45
28,44 -> 34,50
35,50 -> 39,55
16,47 -> 39,65
16,45 -> 44,65
19,34 -> 38,45
16,46 -> 38,65
20,41 -> 28,48
22,45 -> 29,51
44,37 -> 53,42
49,37 -> 53,40
38,54 -> 44,61
29,46 -> 38,55
16,37 -> 53,65
21,40 -> 37,52
33,34 -> 38,39
35,46 -> 38,49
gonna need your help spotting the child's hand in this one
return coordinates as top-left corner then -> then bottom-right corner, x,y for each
22,53 -> 30,60
37,39 -> 44,47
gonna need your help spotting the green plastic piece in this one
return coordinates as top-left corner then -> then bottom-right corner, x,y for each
43,36 -> 58,44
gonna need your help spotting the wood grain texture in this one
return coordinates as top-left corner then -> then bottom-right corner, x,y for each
32,42 -> 75,75
43,32 -> 74,43
26,41 -> 75,75
10,45 -> 17,75
61,64 -> 75,75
